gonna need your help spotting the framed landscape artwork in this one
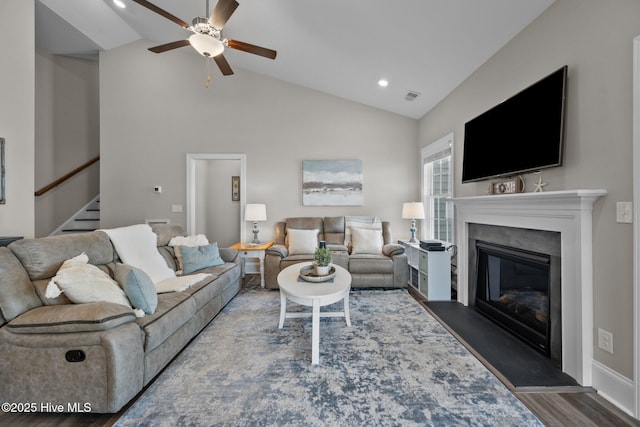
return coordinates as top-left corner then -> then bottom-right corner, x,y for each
302,160 -> 363,206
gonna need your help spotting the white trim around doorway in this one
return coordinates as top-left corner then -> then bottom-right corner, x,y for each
633,35 -> 640,419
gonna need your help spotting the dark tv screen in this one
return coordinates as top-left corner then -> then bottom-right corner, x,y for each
461,66 -> 567,183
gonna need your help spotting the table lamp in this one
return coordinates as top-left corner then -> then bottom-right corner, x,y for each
245,203 -> 267,245
402,202 -> 425,243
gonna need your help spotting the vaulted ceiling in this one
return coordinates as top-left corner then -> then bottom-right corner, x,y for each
35,0 -> 555,119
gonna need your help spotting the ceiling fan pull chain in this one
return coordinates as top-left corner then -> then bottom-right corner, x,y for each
205,57 -> 212,88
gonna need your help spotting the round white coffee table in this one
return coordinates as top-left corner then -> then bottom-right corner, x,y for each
277,262 -> 352,364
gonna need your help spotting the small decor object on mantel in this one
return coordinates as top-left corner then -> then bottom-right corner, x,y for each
313,245 -> 333,276
533,176 -> 548,192
488,176 -> 525,195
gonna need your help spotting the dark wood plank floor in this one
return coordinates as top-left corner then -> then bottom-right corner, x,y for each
1,279 -> 638,427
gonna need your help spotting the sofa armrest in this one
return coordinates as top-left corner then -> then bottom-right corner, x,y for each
391,252 -> 409,287
383,243 -> 405,257
6,302 -> 136,334
219,247 -> 238,263
266,244 -> 288,258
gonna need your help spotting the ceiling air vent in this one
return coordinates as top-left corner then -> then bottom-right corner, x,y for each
405,90 -> 420,101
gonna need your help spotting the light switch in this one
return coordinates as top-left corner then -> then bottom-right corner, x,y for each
616,202 -> 632,223
171,204 -> 183,213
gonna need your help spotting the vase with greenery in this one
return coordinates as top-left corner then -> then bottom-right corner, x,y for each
313,247 -> 333,275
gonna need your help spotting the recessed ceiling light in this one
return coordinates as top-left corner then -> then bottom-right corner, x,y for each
378,79 -> 389,88
113,0 -> 126,8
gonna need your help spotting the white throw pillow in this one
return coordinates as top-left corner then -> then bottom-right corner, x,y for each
350,227 -> 384,255
168,234 -> 209,247
344,216 -> 382,246
48,252 -> 132,308
287,228 -> 319,255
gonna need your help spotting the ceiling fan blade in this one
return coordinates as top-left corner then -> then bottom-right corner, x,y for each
131,0 -> 190,28
214,54 -> 234,76
148,40 -> 190,53
227,40 -> 277,60
209,0 -> 239,30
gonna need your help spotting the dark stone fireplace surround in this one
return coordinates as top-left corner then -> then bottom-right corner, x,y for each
468,224 -> 562,365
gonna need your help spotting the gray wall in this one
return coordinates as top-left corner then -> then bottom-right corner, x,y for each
0,0 -> 35,238
99,40 -> 419,243
418,0 -> 640,378
35,51 -> 100,237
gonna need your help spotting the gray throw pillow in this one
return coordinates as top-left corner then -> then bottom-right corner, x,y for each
115,263 -> 158,315
175,243 -> 224,275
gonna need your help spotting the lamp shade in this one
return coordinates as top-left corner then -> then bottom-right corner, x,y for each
402,202 -> 425,219
189,33 -> 224,57
244,204 -> 267,222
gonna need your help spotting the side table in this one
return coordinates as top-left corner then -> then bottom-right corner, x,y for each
229,241 -> 274,288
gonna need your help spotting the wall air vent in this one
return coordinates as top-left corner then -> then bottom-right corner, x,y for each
405,90 -> 421,101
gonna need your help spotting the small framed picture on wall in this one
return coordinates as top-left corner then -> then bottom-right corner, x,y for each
231,176 -> 240,201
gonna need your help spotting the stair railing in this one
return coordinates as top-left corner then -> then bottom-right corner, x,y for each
34,156 -> 99,197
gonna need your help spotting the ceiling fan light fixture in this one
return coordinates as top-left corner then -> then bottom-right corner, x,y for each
189,33 -> 224,58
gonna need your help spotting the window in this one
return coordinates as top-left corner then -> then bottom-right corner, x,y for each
422,133 -> 453,243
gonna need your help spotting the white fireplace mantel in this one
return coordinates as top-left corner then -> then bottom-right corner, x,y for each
452,189 -> 607,385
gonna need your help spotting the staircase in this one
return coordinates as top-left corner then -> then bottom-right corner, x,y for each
52,196 -> 100,235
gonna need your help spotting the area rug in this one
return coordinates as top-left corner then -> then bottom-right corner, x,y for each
115,288 -> 542,427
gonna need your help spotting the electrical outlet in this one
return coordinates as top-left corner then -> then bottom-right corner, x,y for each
616,202 -> 632,223
598,328 -> 613,354
171,204 -> 183,213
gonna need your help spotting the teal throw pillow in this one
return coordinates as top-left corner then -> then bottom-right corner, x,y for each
115,263 -> 158,315
176,243 -> 224,275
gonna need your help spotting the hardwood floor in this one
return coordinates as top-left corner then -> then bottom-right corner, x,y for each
1,278 -> 638,427
517,391 -> 640,427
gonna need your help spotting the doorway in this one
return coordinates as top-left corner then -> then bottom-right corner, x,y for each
186,153 -> 246,245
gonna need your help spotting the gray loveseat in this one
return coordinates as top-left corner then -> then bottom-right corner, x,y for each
0,224 -> 241,413
264,216 -> 408,289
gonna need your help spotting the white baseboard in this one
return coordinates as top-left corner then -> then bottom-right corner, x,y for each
591,359 -> 635,417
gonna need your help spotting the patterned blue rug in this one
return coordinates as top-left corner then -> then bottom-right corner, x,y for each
115,288 -> 542,426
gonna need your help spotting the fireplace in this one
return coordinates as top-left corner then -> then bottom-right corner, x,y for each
475,241 -> 553,359
453,189 -> 607,385
469,225 -> 562,367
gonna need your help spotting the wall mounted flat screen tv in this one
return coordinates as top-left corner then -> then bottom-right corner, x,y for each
461,66 -> 567,183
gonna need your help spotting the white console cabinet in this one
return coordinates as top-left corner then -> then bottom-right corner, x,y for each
399,240 -> 451,301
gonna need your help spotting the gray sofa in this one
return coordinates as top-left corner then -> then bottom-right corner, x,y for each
264,216 -> 408,289
0,224 -> 241,413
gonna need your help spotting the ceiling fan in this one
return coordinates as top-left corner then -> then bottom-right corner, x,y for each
131,0 -> 277,76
